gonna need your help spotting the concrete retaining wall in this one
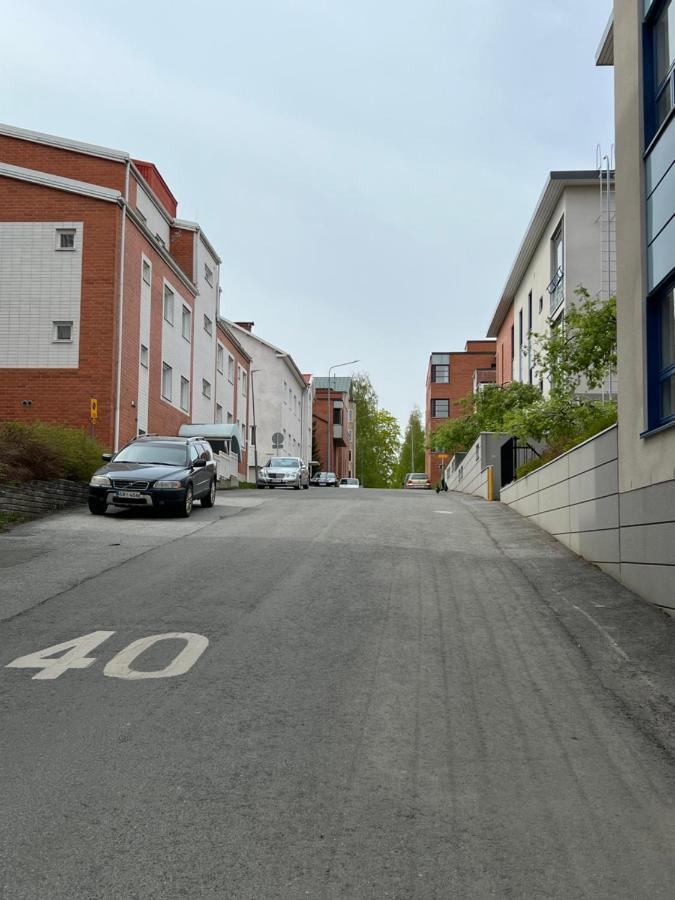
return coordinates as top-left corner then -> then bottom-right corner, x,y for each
500,424 -> 675,613
445,433 -> 509,499
0,479 -> 89,518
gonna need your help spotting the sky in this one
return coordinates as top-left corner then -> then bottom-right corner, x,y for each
0,0 -> 614,430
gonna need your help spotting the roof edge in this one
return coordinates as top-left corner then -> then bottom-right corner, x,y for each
0,121 -> 129,162
595,14 -> 614,67
0,161 -> 121,202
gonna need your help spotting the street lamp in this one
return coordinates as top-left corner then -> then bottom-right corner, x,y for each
327,359 -> 359,476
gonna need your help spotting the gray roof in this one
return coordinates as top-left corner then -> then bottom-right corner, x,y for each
312,376 -> 353,393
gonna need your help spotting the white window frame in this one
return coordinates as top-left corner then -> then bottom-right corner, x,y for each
204,264 -> 213,286
241,370 -> 248,397
163,286 -> 174,325
162,362 -> 173,401
180,376 -> 190,412
203,314 -> 213,336
227,355 -> 235,383
182,305 -> 192,342
142,259 -> 151,285
55,228 -> 76,251
52,321 -> 73,343
140,344 -> 149,368
216,403 -> 223,423
202,378 -> 211,399
217,344 -> 224,374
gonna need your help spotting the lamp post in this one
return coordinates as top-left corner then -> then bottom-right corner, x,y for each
250,369 -> 261,485
327,359 -> 359,476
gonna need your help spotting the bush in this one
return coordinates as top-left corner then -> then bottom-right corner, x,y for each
0,422 -> 107,485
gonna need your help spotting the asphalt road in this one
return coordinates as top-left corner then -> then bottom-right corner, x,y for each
1,487 -> 674,899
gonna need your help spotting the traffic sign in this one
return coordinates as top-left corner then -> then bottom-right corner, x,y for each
272,431 -> 284,449
437,453 -> 449,461
90,398 -> 98,422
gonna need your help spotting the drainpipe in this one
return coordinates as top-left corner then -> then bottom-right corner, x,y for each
113,159 -> 130,451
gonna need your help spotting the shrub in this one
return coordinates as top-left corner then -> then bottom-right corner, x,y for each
0,422 -> 107,484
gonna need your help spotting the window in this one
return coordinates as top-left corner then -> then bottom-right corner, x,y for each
241,370 -> 248,396
650,0 -> 675,135
155,233 -> 166,249
227,412 -> 233,424
518,309 -> 523,347
649,286 -> 675,426
163,286 -> 174,324
538,295 -> 543,314
202,378 -> 211,399
142,260 -> 151,285
204,264 -> 213,286
140,344 -> 149,368
162,363 -> 172,401
528,291 -> 532,330
431,364 -> 449,383
52,321 -> 73,342
227,355 -> 234,382
56,228 -> 75,250
216,404 -> 223,424
182,306 -> 191,341
203,315 -> 213,336
431,399 -> 449,418
217,345 -> 224,373
180,376 -> 190,411
510,325 -> 515,360
549,222 -> 565,314
348,408 -> 353,422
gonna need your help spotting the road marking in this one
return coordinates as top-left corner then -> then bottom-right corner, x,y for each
434,510 -> 454,515
6,631 -> 209,680
104,632 -> 209,680
6,631 -> 115,680
571,605 -> 629,661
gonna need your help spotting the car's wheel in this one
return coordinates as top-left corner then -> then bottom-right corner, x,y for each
88,498 -> 107,516
294,482 -> 301,490
303,482 -> 309,489
269,485 -> 276,489
201,478 -> 216,507
177,484 -> 193,518
257,484 -> 265,489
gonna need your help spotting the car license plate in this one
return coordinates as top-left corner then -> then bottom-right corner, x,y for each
116,490 -> 142,499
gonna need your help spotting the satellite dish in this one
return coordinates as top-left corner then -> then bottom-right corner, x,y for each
272,432 -> 284,449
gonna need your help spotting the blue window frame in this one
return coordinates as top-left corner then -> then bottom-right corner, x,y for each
647,285 -> 675,427
645,0 -> 675,143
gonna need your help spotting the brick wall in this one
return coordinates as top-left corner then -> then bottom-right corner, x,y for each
0,177 -> 120,446
495,306 -> 514,386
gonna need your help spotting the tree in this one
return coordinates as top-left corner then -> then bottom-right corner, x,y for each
352,374 -> 401,488
393,408 -> 425,486
429,381 -> 541,454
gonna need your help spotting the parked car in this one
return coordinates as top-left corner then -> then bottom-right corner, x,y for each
404,473 -> 431,490
339,478 -> 360,488
257,457 -> 310,489
310,471 -> 338,487
88,435 -> 217,517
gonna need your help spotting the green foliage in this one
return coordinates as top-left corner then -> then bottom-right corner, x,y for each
0,421 -> 107,485
531,290 -> 617,396
352,374 -> 401,488
429,382 -> 541,454
393,407 -> 425,487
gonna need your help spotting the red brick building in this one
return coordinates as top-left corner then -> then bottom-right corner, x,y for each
425,341 -> 496,481
312,377 -> 356,479
0,123 -> 249,458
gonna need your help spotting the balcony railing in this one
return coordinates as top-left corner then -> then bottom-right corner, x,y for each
548,266 -> 564,315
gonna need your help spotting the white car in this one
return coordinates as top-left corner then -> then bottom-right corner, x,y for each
257,457 -> 310,490
339,478 -> 360,488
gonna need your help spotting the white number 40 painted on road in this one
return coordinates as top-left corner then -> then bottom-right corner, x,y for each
5,631 -> 209,681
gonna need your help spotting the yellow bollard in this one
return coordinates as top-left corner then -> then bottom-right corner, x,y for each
487,465 -> 494,501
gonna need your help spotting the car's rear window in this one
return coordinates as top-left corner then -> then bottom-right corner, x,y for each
114,443 -> 188,465
410,474 -> 428,480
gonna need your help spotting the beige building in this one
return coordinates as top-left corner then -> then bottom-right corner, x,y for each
595,3 -> 675,609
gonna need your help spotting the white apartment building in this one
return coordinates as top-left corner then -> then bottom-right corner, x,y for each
225,321 -> 312,481
487,170 -> 616,397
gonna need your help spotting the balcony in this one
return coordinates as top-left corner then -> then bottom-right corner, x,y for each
333,423 -> 346,445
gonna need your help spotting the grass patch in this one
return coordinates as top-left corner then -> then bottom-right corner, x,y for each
0,422 -> 107,485
0,511 -> 27,530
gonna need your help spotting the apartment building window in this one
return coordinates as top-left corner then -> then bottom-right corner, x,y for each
203,315 -> 213,336
549,222 -> 565,314
528,292 -> 532,331
180,377 -> 190,412
227,412 -> 233,424
163,286 -> 174,324
430,353 -> 449,382
227,355 -> 234,383
241,370 -> 248,397
182,306 -> 191,341
204,264 -> 214,286
538,295 -> 543,314
140,344 -> 149,368
647,0 -> 675,137
202,378 -> 211,399
217,345 -> 224,374
216,403 -> 223,423
55,228 -> 75,250
52,321 -> 73,342
510,325 -> 515,360
142,260 -> 151,285
431,399 -> 449,418
162,363 -> 172,401
648,285 -> 675,426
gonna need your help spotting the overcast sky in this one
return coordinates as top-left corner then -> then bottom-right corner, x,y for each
1,1 -> 614,429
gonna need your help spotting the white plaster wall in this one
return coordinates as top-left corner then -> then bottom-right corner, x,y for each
160,277 -> 192,413
191,235 -> 219,423
0,222 -> 82,368
135,185 -> 170,248
137,254 -> 152,433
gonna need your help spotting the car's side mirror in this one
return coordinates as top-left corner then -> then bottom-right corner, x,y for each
101,453 -> 113,461
193,459 -> 207,468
